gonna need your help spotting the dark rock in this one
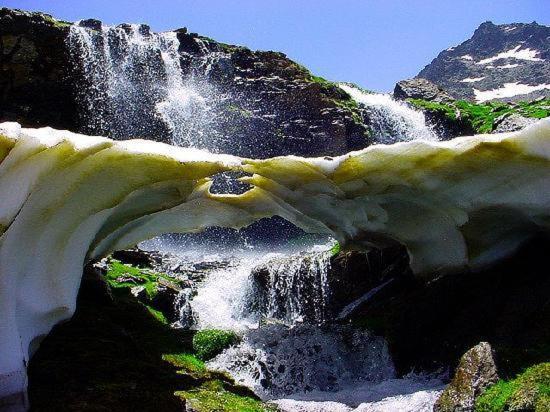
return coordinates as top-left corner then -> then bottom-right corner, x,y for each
111,248 -> 161,268
0,8 -> 78,130
349,233 -> 550,376
78,18 -> 101,31
434,342 -> 499,412
394,78 -> 454,103
328,245 -> 412,318
149,283 -> 182,323
80,260 -> 114,304
249,244 -> 412,322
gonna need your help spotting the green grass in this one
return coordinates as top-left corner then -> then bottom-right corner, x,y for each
476,363 -> 550,411
162,353 -> 206,375
176,380 -> 274,412
408,98 -> 550,134
193,329 -> 240,361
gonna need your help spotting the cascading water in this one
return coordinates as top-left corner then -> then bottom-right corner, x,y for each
170,244 -> 444,411
66,20 -> 445,411
67,22 -> 217,147
339,83 -> 438,143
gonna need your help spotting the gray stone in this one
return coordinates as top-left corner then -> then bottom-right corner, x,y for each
434,342 -> 499,412
493,113 -> 537,133
394,78 -> 454,103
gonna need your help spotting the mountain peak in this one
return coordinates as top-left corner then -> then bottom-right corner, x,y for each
418,21 -> 550,102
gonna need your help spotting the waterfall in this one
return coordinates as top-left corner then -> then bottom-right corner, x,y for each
249,251 -> 333,324
67,22 -> 213,146
339,84 -> 438,143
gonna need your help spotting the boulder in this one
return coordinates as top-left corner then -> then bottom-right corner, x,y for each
434,342 -> 499,412
393,78 -> 454,103
493,113 -> 537,133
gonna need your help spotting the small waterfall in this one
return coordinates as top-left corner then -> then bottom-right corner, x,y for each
339,84 -> 438,143
67,22 -> 214,146
249,251 -> 333,324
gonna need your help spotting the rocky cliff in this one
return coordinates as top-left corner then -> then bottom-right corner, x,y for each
0,8 -> 370,158
417,21 -> 550,102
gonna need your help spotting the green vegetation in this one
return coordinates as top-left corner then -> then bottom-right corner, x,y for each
162,353 -> 207,375
408,98 -> 550,134
42,14 -> 72,28
193,329 -> 240,361
28,261 -> 270,411
330,241 -> 341,256
105,259 -> 179,300
476,363 -> 550,412
177,380 -> 274,412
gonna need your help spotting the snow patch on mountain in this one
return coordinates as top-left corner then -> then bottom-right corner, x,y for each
474,82 -> 550,102
476,45 -> 543,65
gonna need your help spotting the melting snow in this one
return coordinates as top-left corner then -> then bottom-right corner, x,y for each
474,82 -> 550,102
461,77 -> 485,83
460,55 -> 474,60
477,45 -> 543,64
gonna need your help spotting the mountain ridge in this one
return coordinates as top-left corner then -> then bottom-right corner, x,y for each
417,20 -> 550,102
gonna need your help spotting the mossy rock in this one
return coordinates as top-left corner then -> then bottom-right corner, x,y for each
476,363 -> 550,412
193,329 -> 240,361
177,380 -> 274,412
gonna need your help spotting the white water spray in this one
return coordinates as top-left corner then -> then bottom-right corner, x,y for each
339,84 -> 438,143
67,23 -> 212,146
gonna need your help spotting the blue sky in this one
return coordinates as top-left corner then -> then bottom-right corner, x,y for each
4,0 -> 549,91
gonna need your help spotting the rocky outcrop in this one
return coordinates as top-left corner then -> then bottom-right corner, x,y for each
0,8 -> 77,129
393,78 -> 454,103
417,21 -> 550,102
493,112 -> 537,133
434,342 -> 499,412
349,233 -> 550,376
0,8 -> 370,158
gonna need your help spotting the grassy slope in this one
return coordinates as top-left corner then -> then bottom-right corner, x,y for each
28,261 -> 271,412
408,98 -> 550,134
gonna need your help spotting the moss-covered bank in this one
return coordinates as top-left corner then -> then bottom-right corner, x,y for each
27,260 -> 272,412
476,363 -> 550,412
408,98 -> 550,134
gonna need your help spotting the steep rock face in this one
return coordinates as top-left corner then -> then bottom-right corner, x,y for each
417,21 -> 550,102
0,8 -> 370,158
0,9 -> 77,129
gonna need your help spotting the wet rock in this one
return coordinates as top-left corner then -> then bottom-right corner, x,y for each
394,78 -> 454,103
150,283 -> 182,323
434,342 -> 499,412
250,245 -> 412,322
111,248 -> 161,268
